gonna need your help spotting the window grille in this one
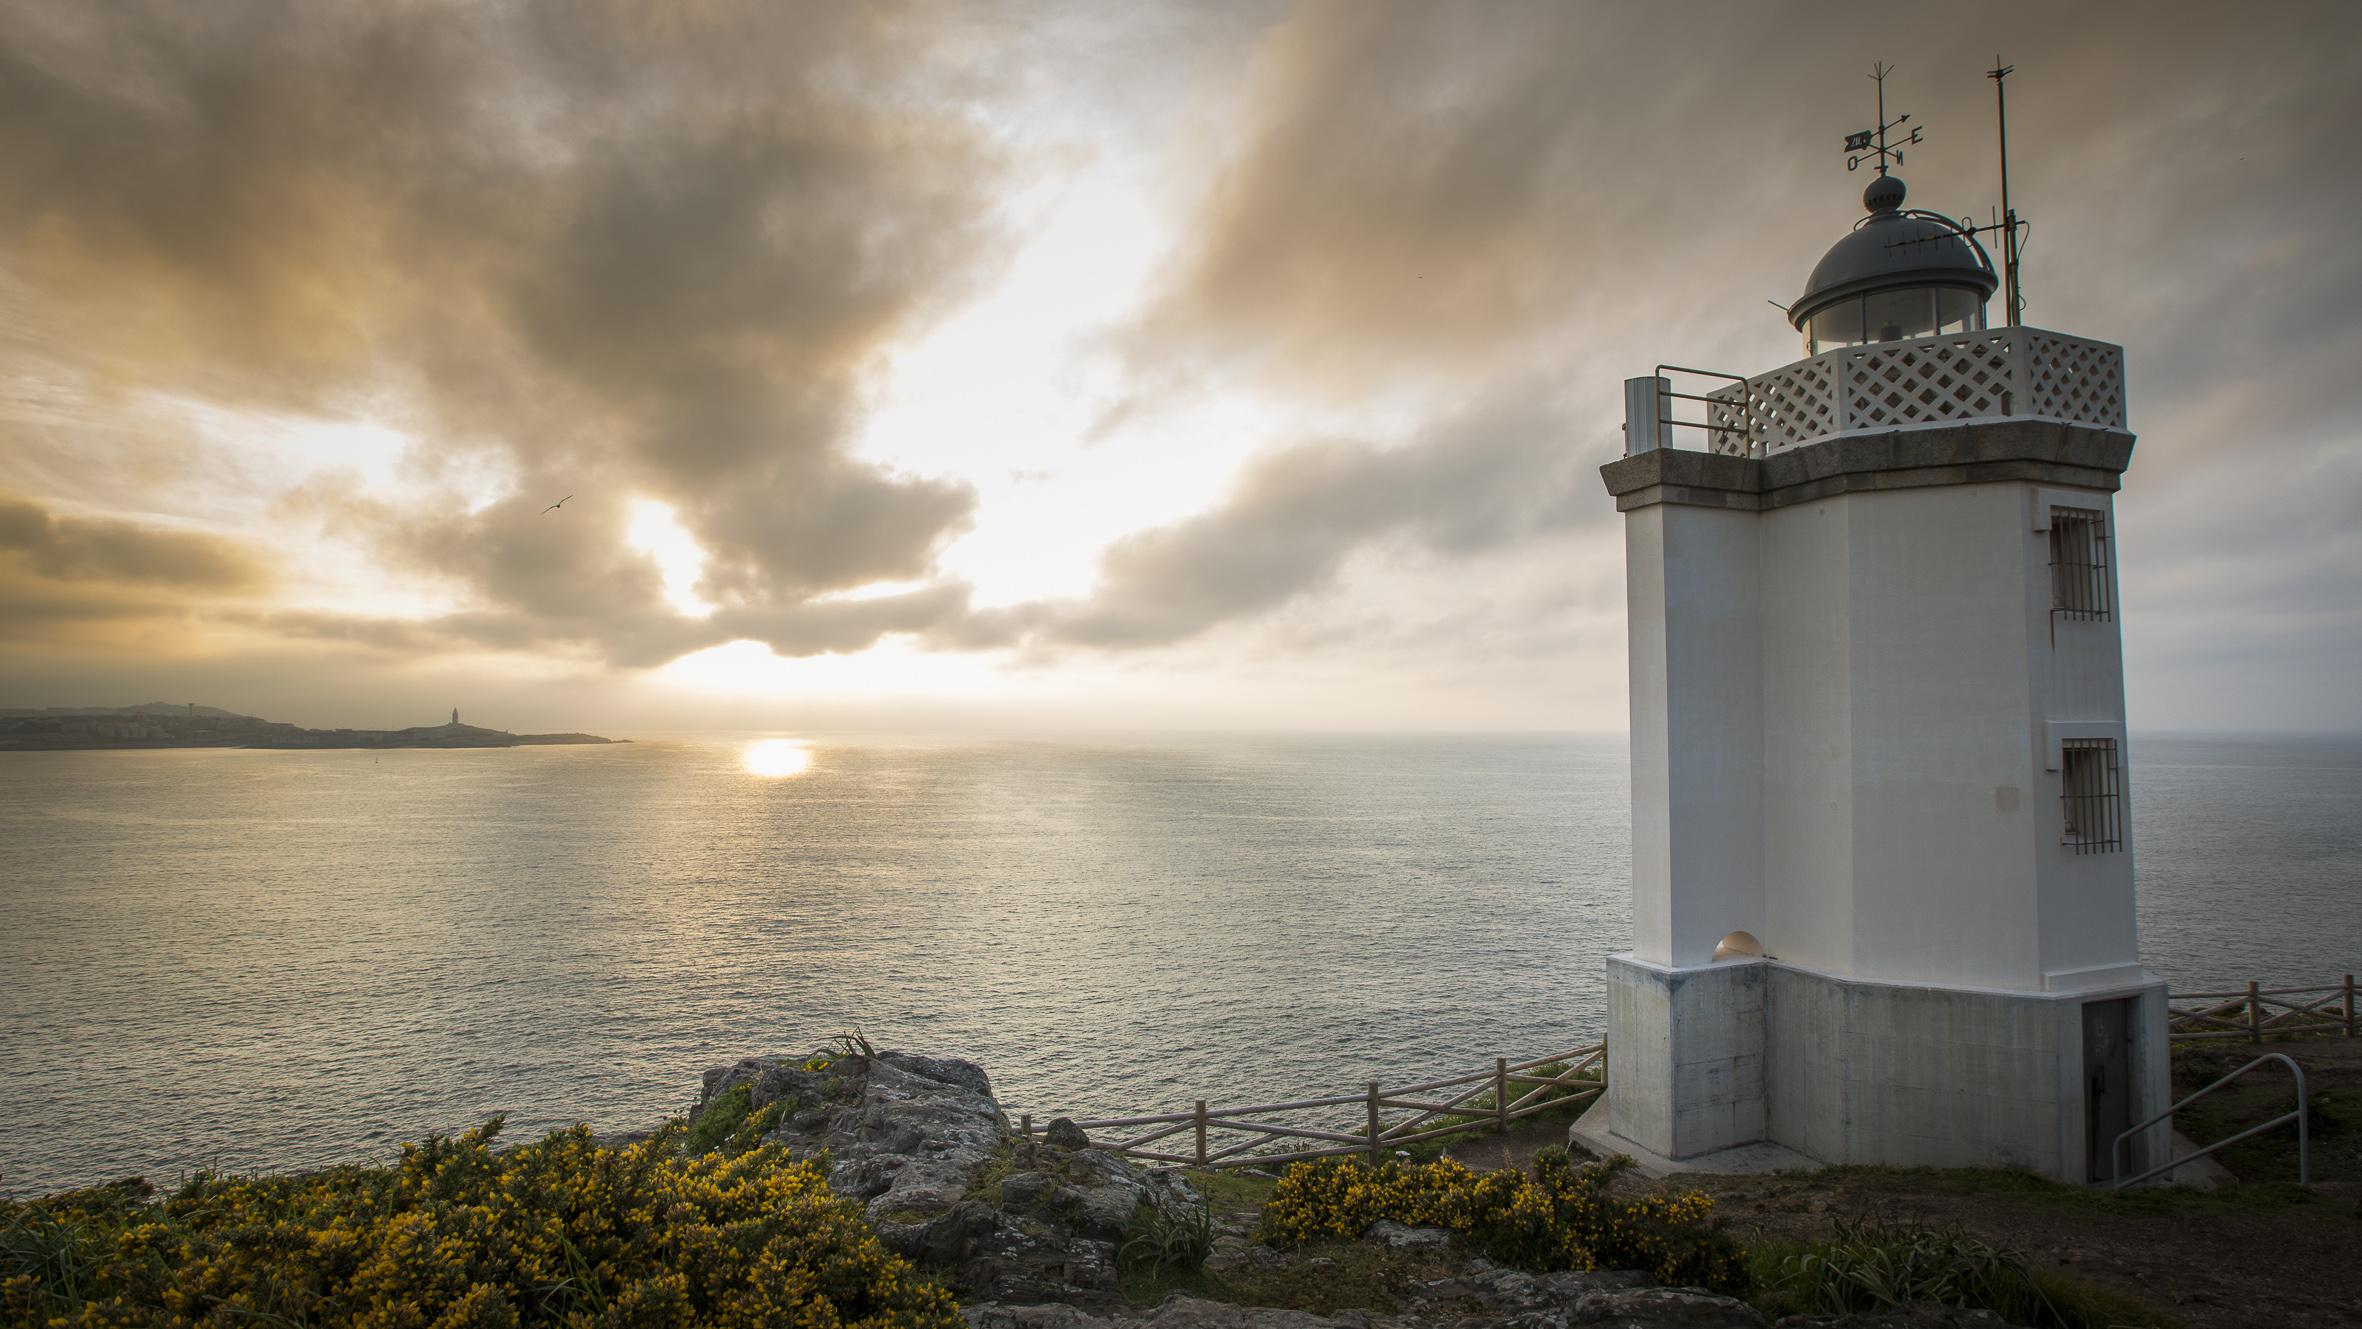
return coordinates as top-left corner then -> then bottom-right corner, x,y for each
2060,738 -> 2122,854
2049,506 -> 2111,621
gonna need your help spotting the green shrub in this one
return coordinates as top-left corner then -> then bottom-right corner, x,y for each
1752,1211 -> 2173,1329
0,1119 -> 958,1329
686,1082 -> 755,1155
1261,1148 -> 1746,1295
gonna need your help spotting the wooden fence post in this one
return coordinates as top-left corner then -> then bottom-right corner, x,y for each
1195,1100 -> 1208,1168
1495,1057 -> 1509,1134
1020,1114 -> 1030,1140
2347,975 -> 2356,1039
1366,1081 -> 1381,1163
2248,980 -> 2263,1044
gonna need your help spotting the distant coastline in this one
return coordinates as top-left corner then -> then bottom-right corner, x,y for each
0,702 -> 622,751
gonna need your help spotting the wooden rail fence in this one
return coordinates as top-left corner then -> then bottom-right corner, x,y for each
1019,1045 -> 1604,1171
2169,975 -> 2356,1043
1011,976 -> 2350,1172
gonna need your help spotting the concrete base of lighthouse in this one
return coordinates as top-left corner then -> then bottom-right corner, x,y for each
1571,955 -> 2173,1183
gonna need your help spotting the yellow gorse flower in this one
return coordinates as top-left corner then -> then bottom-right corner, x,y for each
0,1119 -> 960,1329
1261,1148 -> 1747,1294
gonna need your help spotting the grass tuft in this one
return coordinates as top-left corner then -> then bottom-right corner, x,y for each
1119,1202 -> 1217,1278
1747,1210 -> 2179,1329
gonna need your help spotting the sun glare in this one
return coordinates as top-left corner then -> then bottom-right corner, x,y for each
742,740 -> 813,778
626,500 -> 716,618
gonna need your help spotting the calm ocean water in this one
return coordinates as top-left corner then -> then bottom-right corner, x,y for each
2,732 -> 2356,1196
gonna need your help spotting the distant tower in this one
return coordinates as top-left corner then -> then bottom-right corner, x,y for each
1573,160 -> 2165,1184
451,707 -> 460,726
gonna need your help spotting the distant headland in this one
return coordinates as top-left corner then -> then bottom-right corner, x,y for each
0,703 -> 622,751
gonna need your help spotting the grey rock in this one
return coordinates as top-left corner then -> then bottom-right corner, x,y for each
881,1050 -> 996,1098
1077,1184 -> 1139,1239
754,1062 -> 827,1110
1141,1294 -> 1402,1329
965,1285 -> 1766,1329
1002,1171 -> 1062,1209
957,1232 -> 1124,1310
912,1200 -> 1003,1264
691,1050 -> 1379,1314
1770,1307 -> 2021,1329
1071,1148 -> 1145,1186
695,1055 -> 784,1119
723,1051 -> 1006,1230
1569,1286 -> 1767,1328
830,1154 -> 908,1200
964,1305 -> 1109,1329
1202,1238 -> 1288,1276
692,1049 -> 1148,1310
1407,1268 -> 1659,1315
1365,1219 -> 1451,1250
1145,1167 -> 1204,1205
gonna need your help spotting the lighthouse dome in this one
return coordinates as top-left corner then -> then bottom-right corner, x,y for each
1790,175 -> 1999,355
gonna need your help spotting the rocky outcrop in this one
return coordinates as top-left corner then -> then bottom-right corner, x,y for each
689,1049 -> 1198,1309
1767,1311 -> 2018,1329
689,1054 -> 2022,1329
961,1287 -> 1771,1329
964,1289 -> 2020,1329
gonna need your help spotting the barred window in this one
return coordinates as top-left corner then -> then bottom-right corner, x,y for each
2049,507 -> 2111,621
2060,738 -> 2123,854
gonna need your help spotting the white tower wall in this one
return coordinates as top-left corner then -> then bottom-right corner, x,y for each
1584,416 -> 2171,1183
1624,501 -> 1763,969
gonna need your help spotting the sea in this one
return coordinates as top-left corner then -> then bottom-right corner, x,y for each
2,731 -> 2357,1198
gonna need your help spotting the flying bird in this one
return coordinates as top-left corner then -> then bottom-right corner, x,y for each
542,495 -> 573,514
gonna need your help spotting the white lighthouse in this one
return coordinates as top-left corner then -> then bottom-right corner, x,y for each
1570,165 -> 2169,1184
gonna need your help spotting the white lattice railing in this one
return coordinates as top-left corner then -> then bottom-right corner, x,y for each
1695,327 -> 2126,458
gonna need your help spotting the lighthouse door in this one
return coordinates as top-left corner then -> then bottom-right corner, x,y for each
2083,998 -> 2135,1182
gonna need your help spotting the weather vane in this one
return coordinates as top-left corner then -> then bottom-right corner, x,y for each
1843,63 -> 1920,176
1833,59 -> 2030,327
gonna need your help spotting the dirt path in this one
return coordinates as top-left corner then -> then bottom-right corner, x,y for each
1666,1037 -> 2362,1329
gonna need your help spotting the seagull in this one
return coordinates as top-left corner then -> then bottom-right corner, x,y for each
542,494 -> 573,514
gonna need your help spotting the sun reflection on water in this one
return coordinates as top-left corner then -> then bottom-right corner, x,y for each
742,740 -> 813,778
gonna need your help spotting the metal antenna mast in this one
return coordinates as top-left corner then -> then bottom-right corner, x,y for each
1989,57 -> 2023,326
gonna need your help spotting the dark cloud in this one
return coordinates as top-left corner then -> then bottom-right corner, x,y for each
1093,0 -> 2362,722
2,1 -> 2357,728
0,493 -> 268,650
0,495 -> 265,592
1124,1 -> 1814,392
0,0 -> 1006,659
1039,390 -> 1597,647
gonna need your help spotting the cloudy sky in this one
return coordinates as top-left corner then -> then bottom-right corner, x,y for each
0,0 -> 2354,732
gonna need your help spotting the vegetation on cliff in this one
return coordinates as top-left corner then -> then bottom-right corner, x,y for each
0,1119 -> 957,1329
1260,1148 -> 1747,1295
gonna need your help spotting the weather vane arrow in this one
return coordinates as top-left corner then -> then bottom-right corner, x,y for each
1845,63 -> 1921,175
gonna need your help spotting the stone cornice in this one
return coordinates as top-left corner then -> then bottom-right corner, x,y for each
1600,420 -> 2136,513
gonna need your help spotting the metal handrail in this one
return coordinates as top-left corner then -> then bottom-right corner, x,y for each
2110,1051 -> 2307,1190
1654,363 -> 1756,453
